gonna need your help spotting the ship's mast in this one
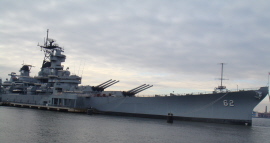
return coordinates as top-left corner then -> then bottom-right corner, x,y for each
216,63 -> 228,92
45,29 -> 49,47
267,72 -> 270,87
220,63 -> 224,88
41,29 -> 52,69
39,29 -> 63,69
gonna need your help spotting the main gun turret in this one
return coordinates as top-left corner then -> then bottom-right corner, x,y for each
123,84 -> 153,96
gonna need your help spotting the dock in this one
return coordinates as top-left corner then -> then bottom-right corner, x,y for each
0,102 -> 87,113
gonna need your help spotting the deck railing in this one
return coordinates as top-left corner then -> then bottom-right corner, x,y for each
135,87 -> 261,97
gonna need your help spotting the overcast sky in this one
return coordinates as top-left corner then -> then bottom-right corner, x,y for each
0,0 -> 269,111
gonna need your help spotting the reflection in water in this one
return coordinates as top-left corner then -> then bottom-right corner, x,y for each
0,107 -> 270,143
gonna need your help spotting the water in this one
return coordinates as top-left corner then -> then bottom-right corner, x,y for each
0,106 -> 269,143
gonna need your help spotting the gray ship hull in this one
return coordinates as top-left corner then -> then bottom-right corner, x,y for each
85,87 -> 268,125
1,87 -> 267,125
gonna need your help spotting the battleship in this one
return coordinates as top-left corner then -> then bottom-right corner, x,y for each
0,30 -> 268,126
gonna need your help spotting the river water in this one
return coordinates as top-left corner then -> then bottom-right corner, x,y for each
0,106 -> 269,143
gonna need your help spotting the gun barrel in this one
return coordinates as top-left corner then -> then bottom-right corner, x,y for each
123,84 -> 153,96
99,80 -> 117,88
128,84 -> 146,92
130,84 -> 150,93
103,80 -> 119,89
96,79 -> 112,87
133,85 -> 153,94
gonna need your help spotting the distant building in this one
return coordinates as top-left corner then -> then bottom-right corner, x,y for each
258,113 -> 270,118
253,106 -> 270,118
252,111 -> 258,117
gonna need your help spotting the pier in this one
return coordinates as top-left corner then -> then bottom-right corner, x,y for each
0,102 -> 86,113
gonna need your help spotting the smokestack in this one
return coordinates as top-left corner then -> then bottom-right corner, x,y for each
265,106 -> 268,113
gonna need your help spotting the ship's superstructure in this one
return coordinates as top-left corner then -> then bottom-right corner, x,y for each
0,30 -> 268,126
